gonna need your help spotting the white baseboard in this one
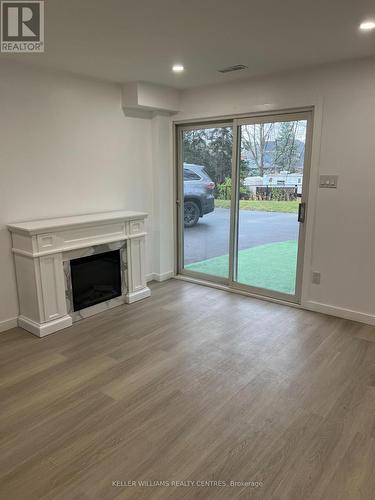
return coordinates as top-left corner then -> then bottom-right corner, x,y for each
125,287 -> 151,304
0,317 -> 18,333
304,301 -> 375,326
18,315 -> 73,337
146,271 -> 174,283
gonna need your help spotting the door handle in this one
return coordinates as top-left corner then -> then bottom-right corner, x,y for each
298,202 -> 306,223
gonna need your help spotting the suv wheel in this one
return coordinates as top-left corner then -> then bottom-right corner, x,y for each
184,201 -> 200,227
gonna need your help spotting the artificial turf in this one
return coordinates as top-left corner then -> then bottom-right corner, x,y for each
186,240 -> 298,295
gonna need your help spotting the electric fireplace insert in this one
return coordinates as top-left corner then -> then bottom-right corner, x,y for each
70,250 -> 122,311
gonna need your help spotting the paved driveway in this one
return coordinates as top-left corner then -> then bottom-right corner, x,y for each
184,208 -> 299,265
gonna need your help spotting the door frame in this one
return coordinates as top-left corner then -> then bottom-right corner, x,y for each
175,108 -> 314,305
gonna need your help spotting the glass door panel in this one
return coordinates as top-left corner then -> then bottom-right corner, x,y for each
234,114 -> 310,300
179,125 -> 233,281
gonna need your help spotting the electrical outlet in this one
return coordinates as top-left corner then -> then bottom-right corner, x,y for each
312,272 -> 321,284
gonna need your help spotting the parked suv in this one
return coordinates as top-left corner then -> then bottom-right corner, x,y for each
184,163 -> 215,227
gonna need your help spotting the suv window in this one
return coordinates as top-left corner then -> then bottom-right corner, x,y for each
184,169 -> 201,181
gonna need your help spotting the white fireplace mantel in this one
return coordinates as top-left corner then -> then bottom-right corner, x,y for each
8,210 -> 151,337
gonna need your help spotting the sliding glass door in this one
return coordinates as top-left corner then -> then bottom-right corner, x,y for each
178,124 -> 233,282
177,110 -> 312,303
231,113 -> 311,301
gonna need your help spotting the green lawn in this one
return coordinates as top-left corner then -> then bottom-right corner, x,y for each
215,199 -> 299,213
186,240 -> 298,295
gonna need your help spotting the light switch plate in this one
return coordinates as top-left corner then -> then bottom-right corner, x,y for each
319,175 -> 338,188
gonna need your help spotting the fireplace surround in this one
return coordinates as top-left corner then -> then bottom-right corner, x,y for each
8,211 -> 150,337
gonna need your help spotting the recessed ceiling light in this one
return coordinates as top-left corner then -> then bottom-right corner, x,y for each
172,64 -> 184,73
359,20 -> 375,31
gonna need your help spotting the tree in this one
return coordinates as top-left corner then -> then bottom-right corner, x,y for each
208,127 -> 233,183
273,121 -> 303,172
183,129 -> 211,169
241,123 -> 275,176
182,127 -> 233,183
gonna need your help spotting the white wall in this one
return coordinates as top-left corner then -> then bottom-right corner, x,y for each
151,114 -> 175,281
0,61 -> 153,331
175,57 -> 375,324
2,57 -> 375,330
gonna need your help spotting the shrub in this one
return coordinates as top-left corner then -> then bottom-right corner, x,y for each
216,177 -> 249,200
270,188 -> 289,201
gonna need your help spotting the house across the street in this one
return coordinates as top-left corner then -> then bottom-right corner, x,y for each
244,171 -> 303,195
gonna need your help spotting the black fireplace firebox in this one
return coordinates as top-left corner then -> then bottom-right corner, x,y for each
70,250 -> 122,312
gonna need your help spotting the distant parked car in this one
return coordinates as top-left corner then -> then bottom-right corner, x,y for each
184,163 -> 215,227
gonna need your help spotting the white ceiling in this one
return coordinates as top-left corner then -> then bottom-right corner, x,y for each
2,0 -> 375,88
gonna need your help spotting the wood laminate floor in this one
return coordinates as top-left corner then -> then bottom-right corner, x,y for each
0,280 -> 374,500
